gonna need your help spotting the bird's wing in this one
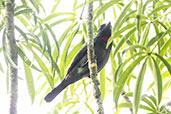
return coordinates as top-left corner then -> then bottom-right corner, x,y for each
67,45 -> 87,73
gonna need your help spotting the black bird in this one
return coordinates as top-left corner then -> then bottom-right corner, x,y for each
45,22 -> 112,102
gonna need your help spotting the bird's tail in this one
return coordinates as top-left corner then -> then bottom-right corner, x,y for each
44,80 -> 67,102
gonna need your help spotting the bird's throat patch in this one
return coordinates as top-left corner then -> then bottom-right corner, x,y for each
102,36 -> 110,42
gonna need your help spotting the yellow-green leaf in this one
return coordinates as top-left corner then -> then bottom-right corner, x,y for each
133,58 -> 147,114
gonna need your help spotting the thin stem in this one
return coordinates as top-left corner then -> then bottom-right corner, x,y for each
80,0 -> 87,19
87,2 -> 104,114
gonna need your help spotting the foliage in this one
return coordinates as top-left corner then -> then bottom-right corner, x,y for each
0,0 -> 171,113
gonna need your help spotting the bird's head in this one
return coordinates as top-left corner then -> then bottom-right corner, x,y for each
97,22 -> 112,42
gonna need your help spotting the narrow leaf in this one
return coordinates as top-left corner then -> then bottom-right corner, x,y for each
113,0 -> 136,33
60,26 -> 80,78
23,62 -> 35,103
51,0 -> 61,13
66,38 -> 85,68
93,0 -> 119,21
114,56 -> 145,106
154,53 -> 171,75
160,38 -> 171,56
42,12 -> 75,23
133,59 -> 147,114
148,5 -> 170,17
2,29 -> 17,68
17,45 -> 42,72
100,68 -> 106,100
32,50 -> 54,88
84,102 -> 94,114
115,52 -> 145,82
15,8 -> 33,16
141,95 -> 156,111
122,45 -> 147,55
147,27 -> 171,48
0,62 -> 4,72
58,22 -> 77,46
45,24 -> 60,60
141,23 -> 150,45
151,57 -> 163,105
113,27 -> 136,57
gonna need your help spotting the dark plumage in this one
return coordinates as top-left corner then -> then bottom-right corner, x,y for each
45,22 -> 112,102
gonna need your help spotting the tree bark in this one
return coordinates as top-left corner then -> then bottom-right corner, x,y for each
5,0 -> 18,114
87,2 -> 104,114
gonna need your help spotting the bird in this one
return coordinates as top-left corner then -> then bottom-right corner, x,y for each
45,22 -> 112,102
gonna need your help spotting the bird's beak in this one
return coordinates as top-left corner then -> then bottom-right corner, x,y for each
106,22 -> 111,29
104,22 -> 111,34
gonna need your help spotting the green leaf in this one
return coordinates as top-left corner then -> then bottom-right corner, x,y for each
93,0 -> 119,21
114,52 -> 145,82
42,12 -> 75,23
27,33 -> 42,49
45,23 -> 60,59
82,22 -> 87,37
50,17 -> 76,27
2,29 -> 17,68
151,57 -> 163,106
118,102 -> 132,108
154,53 -> 171,75
139,104 -> 154,112
114,23 -> 136,37
70,83 -> 75,98
60,26 -> 80,78
141,95 -> 156,112
84,102 -> 94,114
32,50 -> 54,88
58,22 -> 77,46
122,45 -> 147,55
146,32 -> 163,48
15,26 -> 29,43
16,16 -> 30,28
50,0 -> 61,13
30,0 -> 40,12
113,56 -> 146,107
20,0 -> 27,6
118,102 -> 154,112
133,59 -> 147,114
17,45 -> 42,72
23,62 -> 35,103
6,66 -> 9,93
113,0 -> 136,33
36,81 -> 47,96
163,78 -> 171,94
160,38 -> 171,56
100,68 -> 106,100
66,38 -> 85,68
147,27 -> 171,48
141,23 -> 150,45
39,23 -> 49,54
44,24 -> 61,78
136,0 -> 142,42
73,0 -> 78,10
113,27 -> 136,57
148,5 -> 170,17
116,10 -> 137,31
148,95 -> 157,106
0,61 -> 4,72
15,8 -> 33,16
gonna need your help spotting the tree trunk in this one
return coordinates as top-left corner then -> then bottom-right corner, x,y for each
5,0 -> 18,114
87,2 -> 104,114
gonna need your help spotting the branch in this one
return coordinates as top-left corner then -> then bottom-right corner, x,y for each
87,2 -> 104,114
122,91 -> 133,114
5,0 -> 18,114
